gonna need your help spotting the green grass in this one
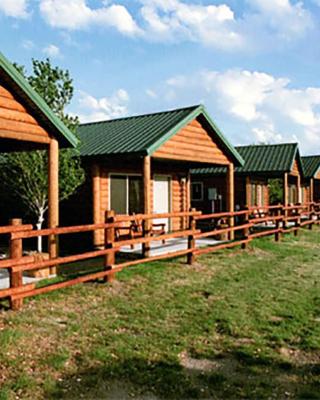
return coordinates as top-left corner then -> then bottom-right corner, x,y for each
0,227 -> 320,399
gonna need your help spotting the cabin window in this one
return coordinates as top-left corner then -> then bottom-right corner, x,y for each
191,182 -> 203,201
110,175 -> 143,214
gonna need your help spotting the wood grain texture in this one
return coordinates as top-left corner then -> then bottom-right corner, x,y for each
153,118 -> 231,164
290,158 -> 301,177
0,84 -> 50,143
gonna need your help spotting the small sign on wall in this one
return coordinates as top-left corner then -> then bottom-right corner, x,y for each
208,188 -> 217,200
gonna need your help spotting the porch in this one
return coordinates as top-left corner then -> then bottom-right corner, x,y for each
120,236 -> 222,256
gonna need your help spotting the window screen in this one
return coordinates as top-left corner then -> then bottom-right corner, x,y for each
128,176 -> 143,214
110,175 -> 127,214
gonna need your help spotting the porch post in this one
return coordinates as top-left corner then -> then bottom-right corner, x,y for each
227,163 -> 234,240
284,173 -> 289,206
48,138 -> 59,265
310,178 -> 314,203
143,156 -> 151,257
92,163 -> 101,248
297,173 -> 301,204
245,176 -> 251,208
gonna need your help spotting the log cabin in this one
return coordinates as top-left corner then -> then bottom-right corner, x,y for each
301,155 -> 320,203
191,143 -> 304,212
0,52 -> 78,257
73,105 -> 244,247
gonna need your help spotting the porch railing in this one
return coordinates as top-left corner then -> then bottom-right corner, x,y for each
0,202 -> 319,310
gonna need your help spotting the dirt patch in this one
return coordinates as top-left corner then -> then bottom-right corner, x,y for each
179,351 -> 240,376
234,338 -> 256,346
278,347 -> 320,366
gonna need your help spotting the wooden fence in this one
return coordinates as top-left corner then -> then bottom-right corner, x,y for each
0,202 -> 319,310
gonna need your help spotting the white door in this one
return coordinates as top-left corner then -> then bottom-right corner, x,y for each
153,175 -> 171,231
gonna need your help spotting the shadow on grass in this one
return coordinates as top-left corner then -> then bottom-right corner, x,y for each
44,352 -> 320,400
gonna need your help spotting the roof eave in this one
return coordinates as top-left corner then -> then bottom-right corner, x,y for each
0,52 -> 78,148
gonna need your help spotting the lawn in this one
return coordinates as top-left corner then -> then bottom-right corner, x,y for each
0,228 -> 319,399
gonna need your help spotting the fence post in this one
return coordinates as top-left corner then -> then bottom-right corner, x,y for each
275,207 -> 281,242
142,218 -> 151,258
241,208 -> 250,249
294,207 -> 300,236
309,203 -> 314,230
187,209 -> 196,265
9,219 -> 23,311
104,210 -> 116,283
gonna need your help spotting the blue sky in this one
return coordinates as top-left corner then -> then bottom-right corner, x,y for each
1,0 -> 320,154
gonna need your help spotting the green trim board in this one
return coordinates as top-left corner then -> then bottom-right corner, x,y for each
77,104 -> 244,166
302,155 -> 320,179
0,52 -> 78,148
192,143 -> 304,176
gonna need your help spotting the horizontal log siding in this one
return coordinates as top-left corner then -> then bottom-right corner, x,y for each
172,175 -> 183,231
153,118 -> 231,165
0,84 -> 50,143
290,158 -> 301,177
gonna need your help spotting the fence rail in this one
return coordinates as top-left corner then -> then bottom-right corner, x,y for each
0,202 -> 319,310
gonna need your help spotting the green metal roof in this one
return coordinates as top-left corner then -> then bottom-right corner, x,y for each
192,143 -> 303,176
301,155 -> 320,179
77,105 -> 244,166
0,52 -> 78,148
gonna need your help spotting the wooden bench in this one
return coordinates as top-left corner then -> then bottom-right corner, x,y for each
115,215 -> 166,248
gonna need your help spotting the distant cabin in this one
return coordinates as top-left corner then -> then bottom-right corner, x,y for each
301,156 -> 320,203
191,143 -> 304,212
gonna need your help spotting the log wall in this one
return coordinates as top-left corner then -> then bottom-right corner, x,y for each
0,84 -> 50,144
153,118 -> 231,165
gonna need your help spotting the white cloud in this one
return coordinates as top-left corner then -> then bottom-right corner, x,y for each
137,0 -> 312,50
162,68 -> 320,153
39,0 -> 141,36
35,0 -> 313,51
22,39 -> 35,50
43,44 -> 61,58
146,89 -> 158,99
0,0 -> 29,18
76,89 -> 130,123
198,69 -> 290,122
247,0 -> 312,39
140,0 -> 243,50
252,124 -> 283,143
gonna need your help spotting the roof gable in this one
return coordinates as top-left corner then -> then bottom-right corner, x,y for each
302,155 -> 320,179
153,118 -> 231,164
192,143 -> 302,176
0,52 -> 78,148
77,105 -> 244,166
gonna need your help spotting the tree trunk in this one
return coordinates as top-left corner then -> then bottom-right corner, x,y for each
36,208 -> 45,253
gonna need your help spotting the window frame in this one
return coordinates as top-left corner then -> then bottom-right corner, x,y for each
191,182 -> 204,201
109,173 -> 143,214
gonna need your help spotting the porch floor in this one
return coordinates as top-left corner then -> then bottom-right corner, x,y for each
120,237 -> 222,256
0,269 -> 47,290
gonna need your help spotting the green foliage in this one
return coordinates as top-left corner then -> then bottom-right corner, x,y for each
14,58 -> 79,131
28,58 -> 79,130
0,150 -> 84,219
0,58 -> 84,225
268,178 -> 283,204
0,228 -> 319,399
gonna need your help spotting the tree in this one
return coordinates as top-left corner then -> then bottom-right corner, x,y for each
0,59 -> 84,252
269,179 -> 283,205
